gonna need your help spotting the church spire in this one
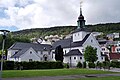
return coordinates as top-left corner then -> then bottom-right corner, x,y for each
80,1 -> 82,15
77,1 -> 85,30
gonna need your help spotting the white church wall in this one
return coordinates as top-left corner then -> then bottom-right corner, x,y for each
73,31 -> 87,42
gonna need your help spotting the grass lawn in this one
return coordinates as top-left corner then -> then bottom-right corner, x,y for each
2,69 -> 118,78
65,76 -> 120,80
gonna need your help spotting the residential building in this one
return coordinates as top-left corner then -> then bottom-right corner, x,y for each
7,42 -> 53,62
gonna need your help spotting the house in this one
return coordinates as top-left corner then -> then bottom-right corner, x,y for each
52,6 -> 105,67
7,42 -> 53,62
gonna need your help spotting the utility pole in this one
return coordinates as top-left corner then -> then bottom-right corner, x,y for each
0,30 -> 10,80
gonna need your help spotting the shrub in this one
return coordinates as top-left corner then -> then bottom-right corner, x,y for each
77,62 -> 82,68
110,60 -> 120,68
83,62 -> 86,68
3,61 -> 14,70
3,61 -> 63,70
102,61 -> 110,69
96,61 -> 102,69
88,62 -> 95,68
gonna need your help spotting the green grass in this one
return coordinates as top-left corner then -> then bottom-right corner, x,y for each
2,69 -> 117,78
65,76 -> 120,80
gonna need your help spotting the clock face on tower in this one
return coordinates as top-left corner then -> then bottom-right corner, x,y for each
37,38 -> 43,44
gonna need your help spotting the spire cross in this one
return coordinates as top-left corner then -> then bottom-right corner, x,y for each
80,1 -> 83,8
80,1 -> 83,15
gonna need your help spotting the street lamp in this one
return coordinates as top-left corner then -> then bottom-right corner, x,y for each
0,30 -> 10,80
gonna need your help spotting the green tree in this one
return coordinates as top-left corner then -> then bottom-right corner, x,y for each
84,46 -> 97,63
55,45 -> 64,62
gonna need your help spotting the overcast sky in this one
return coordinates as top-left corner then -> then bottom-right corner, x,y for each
0,0 -> 120,31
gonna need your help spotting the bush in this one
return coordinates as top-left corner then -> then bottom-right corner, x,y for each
110,60 -> 120,68
96,61 -> 102,69
83,62 -> 86,68
77,62 -> 82,68
3,61 -> 63,70
3,61 -> 14,70
88,62 -> 95,68
102,61 -> 110,69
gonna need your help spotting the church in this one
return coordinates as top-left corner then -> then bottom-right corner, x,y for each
7,4 -> 105,67
52,5 -> 105,66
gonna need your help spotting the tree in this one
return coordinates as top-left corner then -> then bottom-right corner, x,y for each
84,46 -> 97,63
55,45 -> 64,62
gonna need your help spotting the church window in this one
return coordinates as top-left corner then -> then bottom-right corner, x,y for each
30,51 -> 32,54
29,59 -> 33,62
74,57 -> 76,60
70,57 -> 71,60
102,48 -> 105,51
91,40 -> 93,42
80,57 -> 82,59
65,50 -> 66,54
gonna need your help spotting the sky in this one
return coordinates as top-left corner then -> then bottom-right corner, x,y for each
0,0 -> 120,31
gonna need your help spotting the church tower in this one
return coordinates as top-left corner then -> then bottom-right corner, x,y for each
77,2 -> 86,30
72,2 -> 87,42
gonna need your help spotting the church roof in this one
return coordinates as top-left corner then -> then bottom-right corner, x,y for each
9,42 -> 52,51
52,33 -> 90,49
64,49 -> 82,56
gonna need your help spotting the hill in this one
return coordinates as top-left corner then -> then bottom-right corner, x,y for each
12,22 -> 120,39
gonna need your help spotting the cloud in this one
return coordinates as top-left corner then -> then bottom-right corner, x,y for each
0,0 -> 120,30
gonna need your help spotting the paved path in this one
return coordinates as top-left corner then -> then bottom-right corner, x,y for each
3,74 -> 120,80
90,68 -> 120,72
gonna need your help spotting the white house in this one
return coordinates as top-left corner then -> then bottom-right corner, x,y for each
52,6 -> 105,67
7,42 -> 53,62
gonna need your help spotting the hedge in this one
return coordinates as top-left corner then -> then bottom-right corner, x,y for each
110,61 -> 120,68
88,62 -> 95,68
2,61 -> 63,70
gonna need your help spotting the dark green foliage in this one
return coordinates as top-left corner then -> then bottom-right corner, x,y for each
102,61 -> 110,69
14,61 -> 63,70
12,26 -> 76,39
3,61 -> 14,70
55,45 -> 64,62
110,60 -> 120,68
96,61 -> 102,69
11,23 -> 120,40
88,62 -> 95,68
83,62 -> 86,68
3,61 -> 63,70
84,46 -> 98,63
77,62 -> 82,68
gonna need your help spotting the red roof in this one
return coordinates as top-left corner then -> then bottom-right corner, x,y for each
109,53 -> 120,59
